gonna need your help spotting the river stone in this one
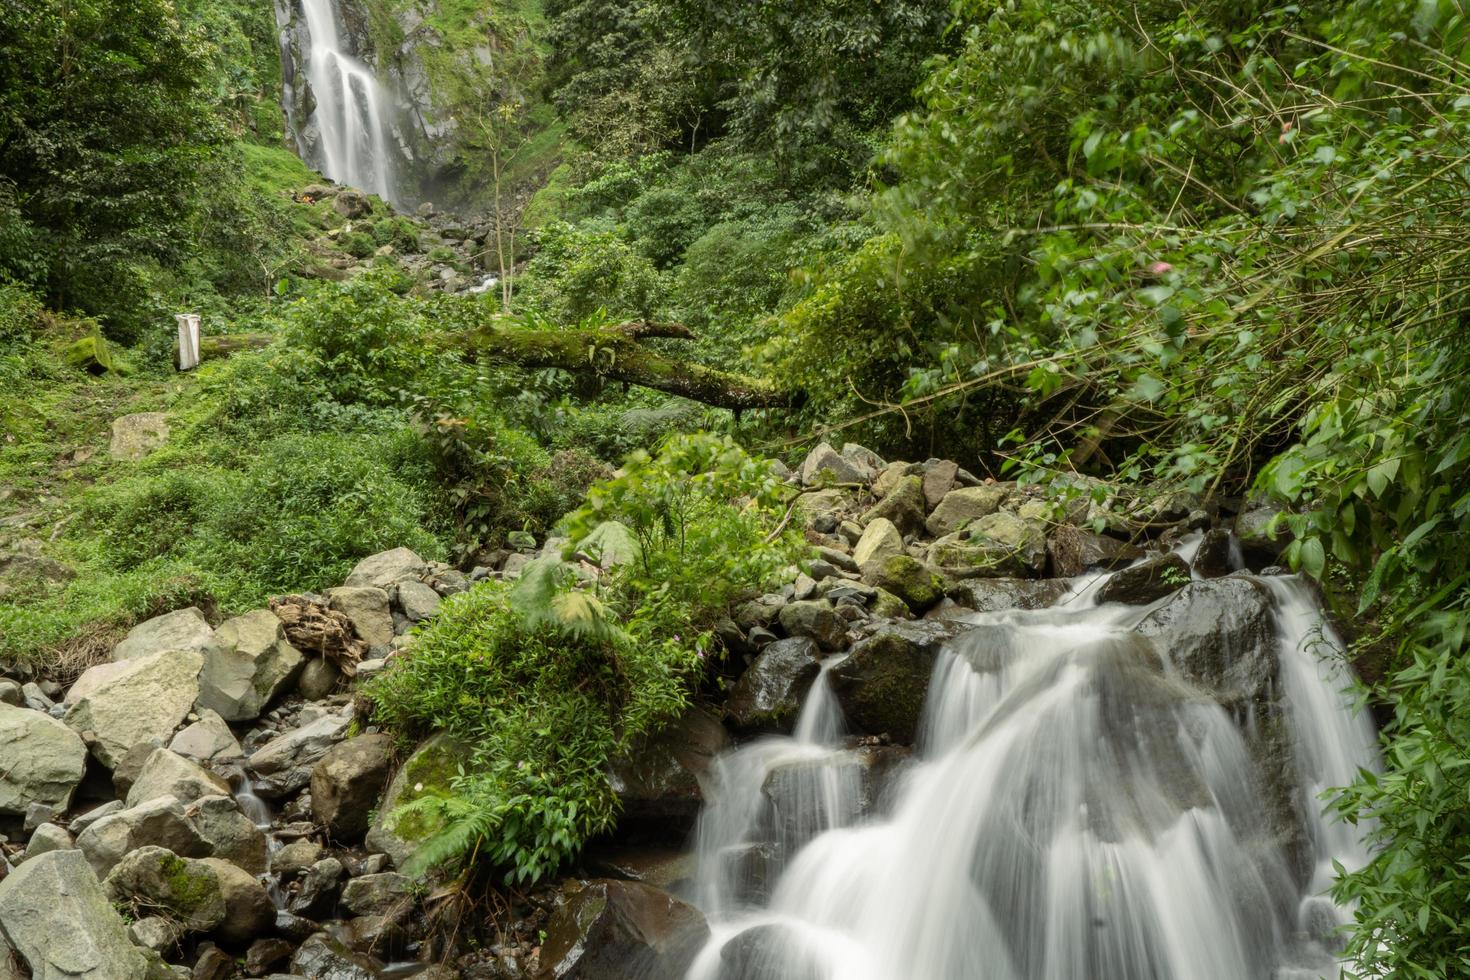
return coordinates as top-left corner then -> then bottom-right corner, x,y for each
608,706 -> 730,839
0,704 -> 87,814
860,476 -> 927,539
724,638 -> 822,733
831,620 -> 962,743
395,579 -> 441,621
287,856 -> 344,920
538,879 -> 709,980
198,609 -> 304,722
1047,525 -> 1144,578
777,600 -> 846,652
932,511 -> 1048,578
127,916 -> 183,954
1135,577 -> 1278,707
364,734 -> 469,868
185,795 -> 268,875
69,800 -> 124,835
243,938 -> 295,976
198,858 -> 274,947
922,460 -> 959,510
103,846 -> 225,933
799,442 -> 869,487
343,547 -> 426,590
125,747 -> 230,808
1234,505 -> 1292,568
340,872 -> 412,917
111,738 -> 164,798
1192,527 -> 1236,579
25,822 -> 74,860
0,849 -> 149,979
291,932 -> 377,980
169,710 -> 241,761
862,555 -> 945,614
925,485 -> 1010,537
1096,553 -> 1191,605
325,587 -> 394,648
947,578 -> 1071,613
76,796 -> 211,877
851,518 -> 903,568
63,648 -> 203,767
111,607 -> 216,662
296,657 -> 341,700
310,733 -> 394,841
108,412 -> 169,461
246,709 -> 352,797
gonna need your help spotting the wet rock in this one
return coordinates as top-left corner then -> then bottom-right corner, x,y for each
112,607 -> 217,662
186,795 -> 268,875
798,442 -> 869,487
76,796 -> 210,877
198,609 -> 304,722
1136,577 -> 1278,707
1192,527 -> 1235,579
109,412 -> 169,461
340,872 -> 412,917
1096,553 -> 1191,606
244,938 -> 295,976
851,518 -> 903,568
0,704 -> 87,814
938,511 -> 1048,577
272,838 -> 323,877
724,638 -> 821,733
103,846 -> 226,932
247,709 -> 352,797
733,595 -> 785,632
0,849 -> 149,979
126,748 -> 231,807
291,933 -> 377,980
199,858 -> 274,946
776,600 -> 846,652
326,587 -> 394,648
365,734 -> 469,868
63,649 -> 203,767
860,475 -> 926,537
947,578 -> 1070,612
345,548 -> 427,591
538,879 -> 709,980
1046,525 -> 1144,578
831,620 -> 962,743
608,706 -> 729,839
862,555 -> 945,614
169,710 -> 242,761
925,486 -> 1009,538
192,946 -> 234,980
274,910 -> 320,943
584,847 -> 697,894
1234,506 -> 1292,568
310,733 -> 394,841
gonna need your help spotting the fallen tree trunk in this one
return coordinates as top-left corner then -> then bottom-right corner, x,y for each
190,334 -> 274,366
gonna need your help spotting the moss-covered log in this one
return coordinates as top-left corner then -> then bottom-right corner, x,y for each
187,333 -> 275,367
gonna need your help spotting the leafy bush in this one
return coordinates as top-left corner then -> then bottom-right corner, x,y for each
340,232 -> 377,259
519,221 -> 668,323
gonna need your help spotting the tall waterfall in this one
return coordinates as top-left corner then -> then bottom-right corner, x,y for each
687,557 -> 1380,980
288,0 -> 398,204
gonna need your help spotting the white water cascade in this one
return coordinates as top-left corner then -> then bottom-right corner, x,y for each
687,557 -> 1380,980
291,0 -> 398,203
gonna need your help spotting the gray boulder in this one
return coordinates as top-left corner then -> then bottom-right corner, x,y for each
930,511 -> 1048,578
111,607 -> 216,662
246,709 -> 352,798
925,485 -> 1010,538
851,517 -> 903,568
325,587 -> 394,648
63,649 -> 203,767
24,823 -> 73,860
340,872 -> 412,917
947,578 -> 1070,613
0,704 -> 87,814
1136,577 -> 1278,707
76,796 -> 210,877
1096,553 -> 1191,605
343,548 -> 426,590
198,609 -> 304,722
125,748 -> 230,808
0,849 -> 149,979
395,580 -> 441,622
798,442 -> 870,487
608,706 -> 730,839
831,621 -> 962,744
310,733 -> 394,841
291,933 -> 378,980
540,879 -> 709,980
185,795 -> 269,875
1047,525 -> 1144,578
168,710 -> 241,761
1192,527 -> 1236,579
102,847 -> 225,933
860,475 -> 927,537
724,638 -> 822,733
198,858 -> 274,947
108,412 -> 169,461
777,600 -> 846,652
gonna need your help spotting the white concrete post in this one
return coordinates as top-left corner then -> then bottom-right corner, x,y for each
175,313 -> 201,371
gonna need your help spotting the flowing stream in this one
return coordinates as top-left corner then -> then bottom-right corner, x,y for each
290,0 -> 398,203
687,555 -> 1379,980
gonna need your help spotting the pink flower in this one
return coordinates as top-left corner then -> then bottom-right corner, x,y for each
1148,261 -> 1174,275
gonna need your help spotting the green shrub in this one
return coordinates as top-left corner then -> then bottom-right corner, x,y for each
518,221 -> 668,323
340,232 -> 377,259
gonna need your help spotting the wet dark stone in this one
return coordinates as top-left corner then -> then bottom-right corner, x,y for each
830,620 -> 963,744
1192,528 -> 1235,579
724,638 -> 822,734
1047,525 -> 1143,578
538,879 -> 709,980
1096,553 -> 1191,605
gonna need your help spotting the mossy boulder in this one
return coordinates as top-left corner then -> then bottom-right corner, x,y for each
929,511 -> 1047,578
863,555 -> 945,614
830,620 -> 962,743
364,733 -> 470,869
61,328 -> 116,374
103,846 -> 226,933
925,485 -> 1010,537
724,638 -> 822,734
860,475 -> 926,537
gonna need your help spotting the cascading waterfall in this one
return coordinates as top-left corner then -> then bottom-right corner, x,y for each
289,0 -> 398,203
688,555 -> 1380,980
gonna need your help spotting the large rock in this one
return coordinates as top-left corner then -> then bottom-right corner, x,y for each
246,709 -> 352,797
185,795 -> 269,875
921,460 -> 959,510
1234,506 -> 1292,568
1047,525 -> 1144,578
365,734 -> 470,869
724,638 -> 822,733
125,748 -> 230,808
198,609 -> 304,721
395,579 -> 442,622
111,607 -> 216,662
1192,527 -> 1235,579
538,879 -> 709,980
325,587 -> 394,648
63,649 -> 203,767
924,485 -> 1010,538
109,412 -> 169,461
168,710 -> 241,761
75,796 -> 210,877
1096,553 -> 1191,605
310,733 -> 394,841
198,858 -> 273,947
798,442 -> 870,487
862,555 -> 945,614
0,849 -> 149,979
851,518 -> 903,568
608,706 -> 730,839
291,933 -> 378,980
947,578 -> 1071,613
0,704 -> 87,814
930,511 -> 1047,577
776,600 -> 846,652
830,621 -> 961,743
102,846 -> 226,933
343,548 -> 426,590
859,476 -> 926,537
1136,577 -> 1278,707
340,872 -> 412,917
